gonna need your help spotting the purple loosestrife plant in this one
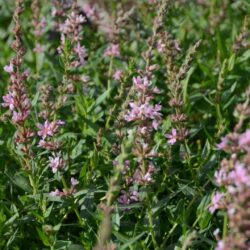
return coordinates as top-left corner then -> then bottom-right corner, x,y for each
211,88 -> 250,250
94,2 -> 173,248
31,0 -> 47,55
1,0 -> 250,248
160,29 -> 201,144
56,5 -> 88,110
2,0 -> 34,167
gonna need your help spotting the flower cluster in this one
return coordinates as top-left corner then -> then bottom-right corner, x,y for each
118,189 -> 139,205
124,76 -> 162,131
116,73 -> 162,204
160,31 -> 201,145
2,0 -> 34,160
104,44 -> 120,58
31,0 -> 47,54
211,89 -> 250,249
59,12 -> 86,43
82,3 -> 99,23
49,152 -> 66,173
51,0 -> 73,17
37,120 -> 64,151
2,66 -> 31,124
59,11 -> 87,68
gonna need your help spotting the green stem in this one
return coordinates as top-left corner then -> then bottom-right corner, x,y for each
61,175 -> 85,227
73,205 -> 85,227
107,57 -> 114,98
223,213 -> 228,239
147,201 -> 159,249
29,174 -> 37,195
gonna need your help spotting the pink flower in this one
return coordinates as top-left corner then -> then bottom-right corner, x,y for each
59,11 -> 86,43
49,153 -> 66,173
83,4 -> 98,21
118,190 -> 129,205
37,120 -> 54,139
118,190 -> 139,205
239,129 -> 250,151
124,103 -> 162,122
217,137 -> 228,150
152,119 -> 161,130
2,92 -> 15,110
71,177 -> 79,187
215,240 -> 225,250
129,190 -> 139,202
215,169 -> 228,186
229,163 -> 249,187
4,63 -> 14,73
104,44 -> 120,57
157,40 -> 166,53
209,192 -> 224,214
37,120 -> 65,139
113,69 -> 123,81
50,189 -> 62,197
12,110 -> 30,124
166,129 -> 178,145
73,42 -> 87,65
34,17 -> 47,37
69,177 -> 79,194
133,76 -> 149,91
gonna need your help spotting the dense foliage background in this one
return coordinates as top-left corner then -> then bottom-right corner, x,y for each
0,0 -> 249,249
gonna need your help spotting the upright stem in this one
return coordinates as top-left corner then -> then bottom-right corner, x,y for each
107,56 -> 114,98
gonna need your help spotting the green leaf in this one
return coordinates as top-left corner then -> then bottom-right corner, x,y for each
5,171 -> 32,193
44,204 -> 53,218
182,66 -> 195,104
227,53 -> 236,71
201,139 -> 211,159
87,88 -> 111,113
216,29 -> 227,59
118,232 -> 145,250
36,228 -> 51,247
197,195 -> 212,229
68,244 -> 85,250
32,91 -> 40,107
70,139 -> 86,159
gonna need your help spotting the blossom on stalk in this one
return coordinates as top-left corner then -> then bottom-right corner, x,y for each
49,152 -> 66,173
38,140 -> 61,151
166,128 -> 178,145
59,11 -> 86,42
212,90 -> 250,250
217,136 -> 229,150
71,177 -> 79,187
82,3 -> 98,22
104,44 -> 120,57
37,120 -> 64,139
124,76 -> 162,131
239,129 -> 250,150
2,70 -> 31,125
4,63 -> 14,73
118,190 -> 139,205
209,192 -> 224,214
2,92 -> 15,110
113,69 -> 123,81
73,42 -> 87,66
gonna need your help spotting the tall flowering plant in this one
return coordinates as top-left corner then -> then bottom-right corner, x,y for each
211,88 -> 250,249
2,0 -> 33,167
